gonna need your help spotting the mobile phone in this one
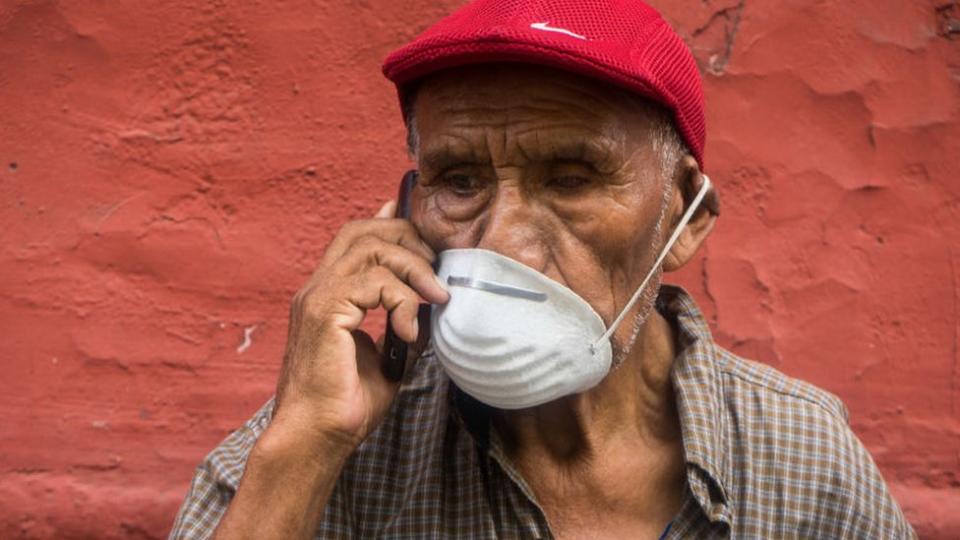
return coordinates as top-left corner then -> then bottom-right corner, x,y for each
381,170 -> 418,382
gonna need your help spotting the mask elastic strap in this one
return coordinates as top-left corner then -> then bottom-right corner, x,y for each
591,175 -> 712,352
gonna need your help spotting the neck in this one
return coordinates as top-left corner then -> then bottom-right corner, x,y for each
493,307 -> 681,467
488,306 -> 687,535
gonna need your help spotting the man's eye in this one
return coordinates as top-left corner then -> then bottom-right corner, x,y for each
548,175 -> 590,190
443,173 -> 482,195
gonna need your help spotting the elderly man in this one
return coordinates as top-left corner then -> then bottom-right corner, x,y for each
170,1 -> 915,538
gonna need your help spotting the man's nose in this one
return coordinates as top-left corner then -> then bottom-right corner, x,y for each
475,184 -> 549,272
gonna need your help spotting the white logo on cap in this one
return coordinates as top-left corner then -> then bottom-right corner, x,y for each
530,22 -> 587,40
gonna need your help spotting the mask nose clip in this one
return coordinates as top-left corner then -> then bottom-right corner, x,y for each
447,275 -> 548,302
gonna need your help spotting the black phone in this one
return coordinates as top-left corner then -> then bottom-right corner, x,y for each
381,170 -> 419,382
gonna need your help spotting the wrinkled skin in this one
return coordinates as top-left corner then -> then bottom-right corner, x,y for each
215,63 -> 717,540
412,63 -> 707,358
409,64 -> 718,539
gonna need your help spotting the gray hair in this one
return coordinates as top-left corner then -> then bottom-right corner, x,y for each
402,90 -> 421,160
645,104 -> 686,179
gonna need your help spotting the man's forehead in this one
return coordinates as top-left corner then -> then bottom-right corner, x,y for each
411,63 -> 661,165
414,63 -> 651,124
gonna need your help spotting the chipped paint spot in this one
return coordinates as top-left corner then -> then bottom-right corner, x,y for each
236,325 -> 257,354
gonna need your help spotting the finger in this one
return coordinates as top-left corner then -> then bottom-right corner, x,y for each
324,218 -> 436,264
376,199 -> 397,219
345,266 -> 422,343
414,304 -> 432,352
336,236 -> 448,305
353,330 -> 402,407
406,304 -> 432,364
353,329 -> 380,365
375,305 -> 432,382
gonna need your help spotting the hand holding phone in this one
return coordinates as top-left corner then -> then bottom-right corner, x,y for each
270,167 -> 444,452
230,170 -> 446,537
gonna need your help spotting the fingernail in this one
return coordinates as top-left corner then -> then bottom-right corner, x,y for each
434,274 -> 449,293
376,200 -> 396,218
412,317 -> 419,340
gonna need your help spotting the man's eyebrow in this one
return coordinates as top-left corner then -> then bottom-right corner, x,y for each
420,142 -> 485,171
515,133 -> 623,171
418,132 -> 625,171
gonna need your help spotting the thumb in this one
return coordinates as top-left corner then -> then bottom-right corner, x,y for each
352,330 -> 401,409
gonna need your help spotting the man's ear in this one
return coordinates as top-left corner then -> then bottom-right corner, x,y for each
662,155 -> 720,272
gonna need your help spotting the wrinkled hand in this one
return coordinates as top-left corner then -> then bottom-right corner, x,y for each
269,200 -> 448,454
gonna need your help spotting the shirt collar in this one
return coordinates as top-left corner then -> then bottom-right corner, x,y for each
659,285 -> 732,524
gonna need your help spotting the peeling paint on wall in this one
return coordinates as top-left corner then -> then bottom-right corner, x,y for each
1,1 -> 958,538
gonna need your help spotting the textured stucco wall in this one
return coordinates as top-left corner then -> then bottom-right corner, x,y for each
1,1 -> 958,538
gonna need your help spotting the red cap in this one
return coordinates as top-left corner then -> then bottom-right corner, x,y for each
382,0 -> 706,169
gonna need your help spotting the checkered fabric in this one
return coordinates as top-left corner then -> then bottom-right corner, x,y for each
169,286 -> 916,539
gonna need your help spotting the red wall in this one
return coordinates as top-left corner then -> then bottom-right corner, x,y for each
1,1 -> 958,538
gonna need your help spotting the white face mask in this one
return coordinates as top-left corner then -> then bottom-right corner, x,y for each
430,176 -> 712,410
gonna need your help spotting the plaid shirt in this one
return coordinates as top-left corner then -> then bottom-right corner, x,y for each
170,286 -> 915,539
